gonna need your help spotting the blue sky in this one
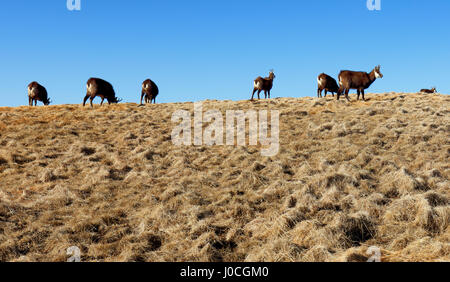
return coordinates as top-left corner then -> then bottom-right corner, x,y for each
0,0 -> 449,106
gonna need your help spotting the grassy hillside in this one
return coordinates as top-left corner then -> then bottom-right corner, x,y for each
0,92 -> 448,262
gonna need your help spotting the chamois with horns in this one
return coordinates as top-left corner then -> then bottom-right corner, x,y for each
317,73 -> 339,98
338,65 -> 383,101
83,78 -> 121,107
140,79 -> 159,105
28,82 -> 51,106
251,70 -> 276,100
420,87 -> 437,94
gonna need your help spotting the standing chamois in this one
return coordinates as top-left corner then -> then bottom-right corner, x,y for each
338,65 -> 383,101
317,73 -> 339,98
28,82 -> 51,106
420,87 -> 437,94
140,79 -> 159,105
83,78 -> 122,107
251,70 -> 276,100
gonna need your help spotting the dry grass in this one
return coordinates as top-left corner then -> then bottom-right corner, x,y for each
0,92 -> 448,262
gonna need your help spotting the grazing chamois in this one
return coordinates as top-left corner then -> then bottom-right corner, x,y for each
251,70 -> 276,100
28,82 -> 51,106
420,87 -> 437,94
140,79 -> 159,105
338,65 -> 383,101
83,78 -> 121,107
317,73 -> 339,98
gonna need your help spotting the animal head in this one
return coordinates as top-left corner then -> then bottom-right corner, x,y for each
269,69 -> 276,79
374,65 -> 383,79
431,87 -> 437,93
109,97 -> 122,104
44,98 -> 51,106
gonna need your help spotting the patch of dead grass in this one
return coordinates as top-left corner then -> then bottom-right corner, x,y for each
0,93 -> 448,262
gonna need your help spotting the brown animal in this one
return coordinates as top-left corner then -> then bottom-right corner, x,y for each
317,73 -> 339,98
83,78 -> 121,107
28,82 -> 51,106
338,65 -> 383,101
251,70 -> 276,100
420,87 -> 437,94
140,79 -> 159,105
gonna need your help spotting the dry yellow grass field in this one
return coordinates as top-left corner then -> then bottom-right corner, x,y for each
0,92 -> 448,262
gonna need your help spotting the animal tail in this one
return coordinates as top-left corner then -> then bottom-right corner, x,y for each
317,74 -> 326,88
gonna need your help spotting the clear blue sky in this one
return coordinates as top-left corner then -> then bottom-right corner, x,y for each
0,0 -> 449,107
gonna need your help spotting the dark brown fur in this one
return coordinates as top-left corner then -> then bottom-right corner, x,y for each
83,78 -> 121,107
140,79 -> 159,105
251,71 -> 276,100
317,73 -> 339,98
28,82 -> 51,106
338,65 -> 383,101
420,87 -> 437,94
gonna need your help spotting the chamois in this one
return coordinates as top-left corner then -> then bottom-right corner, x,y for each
83,78 -> 121,107
251,70 -> 276,100
338,65 -> 383,101
28,82 -> 51,106
140,79 -> 159,105
420,87 -> 437,94
317,73 -> 339,98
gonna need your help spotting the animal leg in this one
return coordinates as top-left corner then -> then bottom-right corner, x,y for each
345,89 -> 350,102
90,97 -> 94,108
357,89 -> 361,100
251,88 -> 257,100
317,88 -> 322,98
268,90 -> 271,99
29,97 -> 32,106
337,89 -> 342,100
257,90 -> 262,100
100,98 -> 104,106
83,95 -> 90,107
362,89 -> 366,101
324,90 -> 328,98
